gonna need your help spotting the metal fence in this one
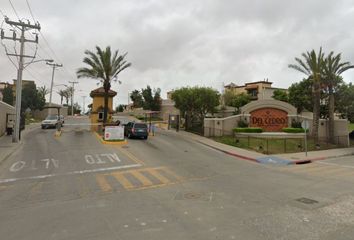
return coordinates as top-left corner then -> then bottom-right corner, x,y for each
204,127 -> 350,154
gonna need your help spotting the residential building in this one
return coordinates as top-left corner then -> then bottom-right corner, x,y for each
224,80 -> 286,100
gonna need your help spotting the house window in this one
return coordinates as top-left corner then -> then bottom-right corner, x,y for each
98,112 -> 104,120
248,89 -> 258,97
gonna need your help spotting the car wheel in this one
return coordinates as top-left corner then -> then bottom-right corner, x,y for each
41,126 -> 44,129
144,136 -> 148,140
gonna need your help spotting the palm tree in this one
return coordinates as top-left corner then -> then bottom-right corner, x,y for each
63,88 -> 72,106
76,46 -> 131,123
289,48 -> 325,145
323,52 -> 354,143
38,86 -> 50,98
58,89 -> 65,105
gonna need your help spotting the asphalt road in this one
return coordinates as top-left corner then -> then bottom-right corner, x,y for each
1,116 -> 354,239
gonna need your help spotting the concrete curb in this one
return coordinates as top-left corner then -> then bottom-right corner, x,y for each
197,140 -> 258,163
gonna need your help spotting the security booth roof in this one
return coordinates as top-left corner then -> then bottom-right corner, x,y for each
90,87 -> 117,98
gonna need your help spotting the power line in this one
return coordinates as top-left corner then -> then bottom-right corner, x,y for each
25,0 -> 36,23
0,9 -> 6,18
8,0 -> 20,20
23,1 -> 77,82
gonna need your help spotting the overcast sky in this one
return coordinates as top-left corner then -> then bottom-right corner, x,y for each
1,0 -> 354,108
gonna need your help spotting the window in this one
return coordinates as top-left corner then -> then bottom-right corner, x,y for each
98,112 -> 104,120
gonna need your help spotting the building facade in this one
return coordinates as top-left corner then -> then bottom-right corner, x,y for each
224,80 -> 286,101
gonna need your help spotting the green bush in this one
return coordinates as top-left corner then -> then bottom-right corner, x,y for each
237,119 -> 248,128
291,119 -> 302,128
233,127 -> 263,133
282,127 -> 306,133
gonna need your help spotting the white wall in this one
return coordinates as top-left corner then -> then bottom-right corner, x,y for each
0,101 -> 15,136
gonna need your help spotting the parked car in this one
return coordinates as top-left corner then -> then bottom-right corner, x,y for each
124,122 -> 148,139
41,115 -> 63,129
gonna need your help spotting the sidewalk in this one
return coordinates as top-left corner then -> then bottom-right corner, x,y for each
0,123 -> 40,165
170,130 -> 354,165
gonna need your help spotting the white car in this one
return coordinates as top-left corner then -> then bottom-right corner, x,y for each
41,115 -> 64,129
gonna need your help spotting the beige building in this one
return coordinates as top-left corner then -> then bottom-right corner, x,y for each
224,80 -> 286,101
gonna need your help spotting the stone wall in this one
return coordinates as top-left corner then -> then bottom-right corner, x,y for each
0,101 -> 15,136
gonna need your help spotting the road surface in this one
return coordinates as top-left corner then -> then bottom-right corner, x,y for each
1,116 -> 354,239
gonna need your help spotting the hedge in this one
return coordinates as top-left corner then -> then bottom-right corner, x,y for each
233,127 -> 263,133
282,127 -> 307,133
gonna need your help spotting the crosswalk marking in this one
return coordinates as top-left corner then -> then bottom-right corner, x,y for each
96,174 -> 113,192
95,167 -> 182,192
112,172 -> 134,189
130,171 -> 153,187
147,169 -> 170,184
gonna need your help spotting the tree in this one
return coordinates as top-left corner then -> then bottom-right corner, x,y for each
77,46 -> 131,123
116,104 -> 125,112
130,90 -> 143,108
57,89 -> 66,105
37,86 -> 49,99
2,84 -> 13,105
141,85 -> 154,110
289,48 -> 325,145
152,88 -> 161,111
223,90 -> 237,106
231,93 -> 251,114
21,82 -> 45,112
288,78 -> 313,113
272,89 -> 288,102
323,52 -> 354,143
172,87 -> 219,130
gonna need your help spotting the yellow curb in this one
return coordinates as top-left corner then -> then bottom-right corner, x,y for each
94,132 -> 128,145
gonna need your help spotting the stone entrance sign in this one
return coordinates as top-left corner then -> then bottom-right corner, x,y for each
250,108 -> 288,132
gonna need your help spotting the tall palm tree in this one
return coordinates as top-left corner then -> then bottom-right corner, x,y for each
323,52 -> 354,143
76,46 -> 131,123
57,89 -> 65,105
289,48 -> 325,145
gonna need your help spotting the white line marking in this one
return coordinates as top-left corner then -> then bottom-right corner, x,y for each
0,164 -> 142,184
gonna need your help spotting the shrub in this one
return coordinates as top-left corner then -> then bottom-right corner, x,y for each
237,119 -> 248,128
291,119 -> 302,128
282,127 -> 307,133
233,127 -> 263,133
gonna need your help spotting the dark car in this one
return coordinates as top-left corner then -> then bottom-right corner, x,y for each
124,122 -> 148,139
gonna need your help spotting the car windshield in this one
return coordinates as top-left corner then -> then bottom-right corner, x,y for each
45,115 -> 58,120
134,123 -> 147,128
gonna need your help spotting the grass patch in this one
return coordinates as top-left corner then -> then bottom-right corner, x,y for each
282,127 -> 306,133
212,135 -> 338,154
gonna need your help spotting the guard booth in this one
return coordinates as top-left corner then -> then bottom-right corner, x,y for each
168,114 -> 180,132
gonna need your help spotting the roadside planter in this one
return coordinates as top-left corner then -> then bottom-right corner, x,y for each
104,126 -> 125,141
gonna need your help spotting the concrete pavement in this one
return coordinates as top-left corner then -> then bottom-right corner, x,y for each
2,117 -> 354,239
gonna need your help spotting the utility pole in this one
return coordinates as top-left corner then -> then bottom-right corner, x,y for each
47,62 -> 63,107
82,96 -> 86,114
69,81 -> 79,116
1,17 -> 40,143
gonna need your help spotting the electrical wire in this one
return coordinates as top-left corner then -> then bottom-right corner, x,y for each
0,9 -> 6,18
8,0 -> 20,20
25,0 -> 36,23
24,0 -> 76,82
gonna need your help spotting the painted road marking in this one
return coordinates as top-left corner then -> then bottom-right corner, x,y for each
112,172 -> 134,189
116,147 -> 145,166
96,167 -> 182,192
0,164 -> 142,184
